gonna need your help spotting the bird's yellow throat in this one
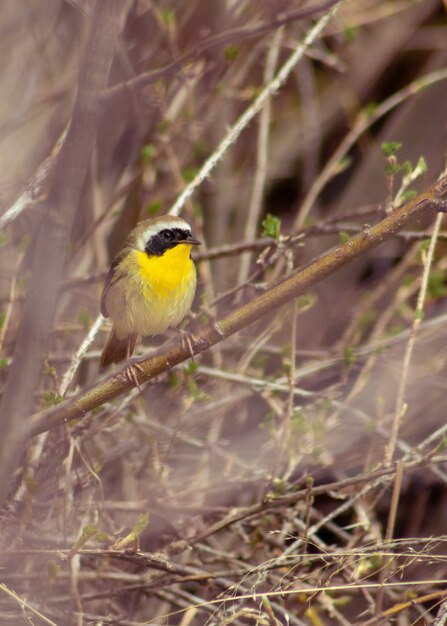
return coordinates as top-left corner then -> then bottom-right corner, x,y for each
134,244 -> 194,297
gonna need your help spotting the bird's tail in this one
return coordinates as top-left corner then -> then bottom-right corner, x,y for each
100,328 -> 137,369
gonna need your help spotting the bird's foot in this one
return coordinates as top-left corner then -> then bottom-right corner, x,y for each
177,328 -> 196,362
124,360 -> 145,392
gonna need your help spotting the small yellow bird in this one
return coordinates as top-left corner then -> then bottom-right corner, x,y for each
100,215 -> 200,368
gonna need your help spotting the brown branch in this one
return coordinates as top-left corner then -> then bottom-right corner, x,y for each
27,175 -> 447,439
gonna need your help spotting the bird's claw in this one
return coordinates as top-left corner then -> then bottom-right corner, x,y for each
179,329 -> 195,362
124,361 -> 145,392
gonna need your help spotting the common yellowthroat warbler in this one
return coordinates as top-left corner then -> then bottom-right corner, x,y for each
100,215 -> 200,368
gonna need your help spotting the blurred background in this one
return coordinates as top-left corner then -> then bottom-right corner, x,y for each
1,0 -> 447,624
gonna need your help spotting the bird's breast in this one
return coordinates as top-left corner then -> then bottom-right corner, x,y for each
134,244 -> 194,296
112,244 -> 197,337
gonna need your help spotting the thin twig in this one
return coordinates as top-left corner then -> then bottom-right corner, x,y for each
295,66 -> 447,228
238,28 -> 282,285
276,298 -> 299,476
375,459 -> 404,615
169,0 -> 347,217
0,275 -> 16,353
385,211 -> 444,465
0,583 -> 58,626
0,127 -> 67,230
59,314 -> 104,396
102,1 -> 340,103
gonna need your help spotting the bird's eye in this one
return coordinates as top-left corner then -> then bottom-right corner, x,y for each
162,230 -> 173,240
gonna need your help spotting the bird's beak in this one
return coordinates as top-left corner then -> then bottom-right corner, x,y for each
178,235 -> 201,245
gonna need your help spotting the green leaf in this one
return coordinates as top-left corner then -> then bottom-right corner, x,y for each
187,378 -> 208,401
381,141 -> 402,157
358,308 -> 377,333
71,524 -> 100,554
160,9 -> 175,27
141,144 -> 156,163
42,391 -> 63,407
414,309 -> 424,321
262,213 -> 281,240
385,324 -> 406,337
337,155 -> 352,174
339,231 -> 350,244
182,167 -> 199,182
364,102 -> 378,117
183,361 -> 198,376
262,410 -> 274,427
271,478 -> 287,495
400,190 -> 417,203
427,270 -> 447,299
43,365 -> 57,377
402,160 -> 413,175
402,274 -> 414,287
297,294 -> 317,309
343,26 -> 358,42
224,44 -> 240,60
131,513 -> 149,538
419,239 -> 430,254
354,554 -> 382,577
384,161 -> 401,176
146,201 -> 163,216
291,408 -> 305,423
25,474 -> 37,492
415,156 -> 428,174
158,119 -> 170,134
193,138 -> 208,158
168,372 -> 180,388
343,346 -> 355,367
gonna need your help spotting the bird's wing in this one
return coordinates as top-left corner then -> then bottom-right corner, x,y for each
100,252 -> 127,318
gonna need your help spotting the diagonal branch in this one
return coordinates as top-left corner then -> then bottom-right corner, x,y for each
28,173 -> 447,439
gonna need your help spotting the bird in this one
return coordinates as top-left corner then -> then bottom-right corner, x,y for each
100,215 -> 200,369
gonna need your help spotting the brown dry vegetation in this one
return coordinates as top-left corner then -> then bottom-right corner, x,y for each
1,1 -> 447,624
